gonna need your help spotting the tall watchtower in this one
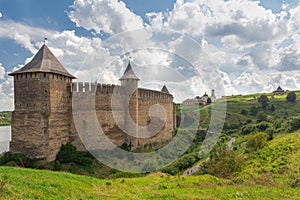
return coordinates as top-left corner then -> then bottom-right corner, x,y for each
119,61 -> 140,147
9,44 -> 76,161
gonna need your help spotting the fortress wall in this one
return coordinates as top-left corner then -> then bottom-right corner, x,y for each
70,82 -> 128,148
136,88 -> 174,148
70,82 -> 175,151
47,75 -> 73,161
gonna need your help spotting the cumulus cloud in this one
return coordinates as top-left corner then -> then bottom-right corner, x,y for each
2,0 -> 300,111
0,63 -> 5,80
163,0 -> 289,43
233,70 -> 300,94
0,77 -> 13,111
0,20 -> 55,53
69,0 -> 144,34
0,12 -> 2,18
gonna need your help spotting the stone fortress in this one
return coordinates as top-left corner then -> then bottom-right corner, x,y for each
9,44 -> 176,161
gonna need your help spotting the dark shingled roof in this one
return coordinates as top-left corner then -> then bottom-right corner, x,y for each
275,86 -> 284,91
119,61 -> 140,80
161,85 -> 170,94
9,44 -> 75,78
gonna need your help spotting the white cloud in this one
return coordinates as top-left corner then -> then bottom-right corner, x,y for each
0,63 -> 5,80
163,0 -> 289,44
233,70 -> 300,94
0,20 -> 55,53
69,0 -> 144,34
0,12 -> 2,18
0,77 -> 13,111
2,0 -> 300,111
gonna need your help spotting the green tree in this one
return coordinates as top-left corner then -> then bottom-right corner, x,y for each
257,111 -> 267,122
206,147 -> 244,178
241,109 -> 248,115
206,97 -> 212,104
246,132 -> 267,152
286,91 -> 297,102
250,105 -> 258,116
258,95 -> 269,109
270,104 -> 275,112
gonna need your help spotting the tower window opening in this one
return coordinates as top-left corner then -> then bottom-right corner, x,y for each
44,73 -> 46,78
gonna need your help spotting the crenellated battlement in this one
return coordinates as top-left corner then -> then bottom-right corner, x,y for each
72,82 -> 126,95
72,82 -> 173,103
138,88 -> 173,103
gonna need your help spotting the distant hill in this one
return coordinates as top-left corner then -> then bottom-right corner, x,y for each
0,111 -> 11,126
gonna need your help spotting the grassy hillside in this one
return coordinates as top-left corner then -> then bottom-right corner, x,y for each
234,130 -> 300,186
0,130 -> 299,199
0,166 -> 299,199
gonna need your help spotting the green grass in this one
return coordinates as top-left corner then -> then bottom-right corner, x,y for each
0,167 -> 299,199
235,130 -> 300,187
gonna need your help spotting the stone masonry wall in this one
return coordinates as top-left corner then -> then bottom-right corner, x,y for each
70,82 -> 174,151
10,72 -> 72,160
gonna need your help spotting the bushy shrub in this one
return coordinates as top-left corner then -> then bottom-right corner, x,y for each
246,132 -> 267,152
0,152 -> 35,167
289,117 -> 300,132
241,109 -> 248,115
241,124 -> 256,135
56,143 -> 77,163
162,153 -> 199,175
286,91 -> 297,102
265,128 -> 274,141
257,111 -> 267,122
256,121 -> 270,131
56,143 -> 93,166
205,147 -> 244,178
250,105 -> 258,116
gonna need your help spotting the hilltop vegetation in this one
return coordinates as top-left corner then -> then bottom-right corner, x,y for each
0,111 -> 11,126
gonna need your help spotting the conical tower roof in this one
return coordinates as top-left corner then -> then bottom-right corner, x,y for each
9,44 -> 75,78
119,61 -> 140,81
161,85 -> 170,94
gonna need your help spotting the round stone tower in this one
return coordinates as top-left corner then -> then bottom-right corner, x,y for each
8,44 -> 76,161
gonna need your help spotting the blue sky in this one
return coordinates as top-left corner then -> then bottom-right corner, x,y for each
0,0 -> 300,110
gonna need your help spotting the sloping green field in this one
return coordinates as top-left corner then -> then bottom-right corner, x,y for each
0,166 -> 299,200
0,131 -> 299,199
